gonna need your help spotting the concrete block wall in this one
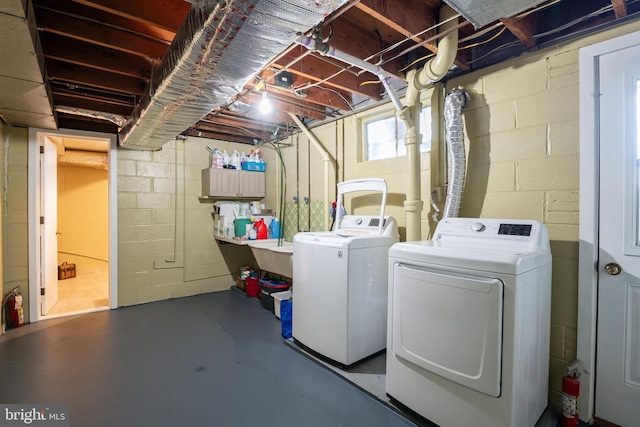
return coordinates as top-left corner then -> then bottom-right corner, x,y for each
1,125 -> 30,321
447,52 -> 580,403
274,20 -> 640,405
117,137 -> 256,306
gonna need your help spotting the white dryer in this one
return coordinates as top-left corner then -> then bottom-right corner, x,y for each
386,218 -> 552,427
293,179 -> 399,366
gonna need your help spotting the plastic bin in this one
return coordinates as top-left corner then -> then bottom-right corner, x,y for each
259,279 -> 290,312
246,277 -> 260,297
241,162 -> 266,172
272,290 -> 292,319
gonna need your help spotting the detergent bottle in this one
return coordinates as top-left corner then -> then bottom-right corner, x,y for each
254,218 -> 268,239
268,215 -> 281,239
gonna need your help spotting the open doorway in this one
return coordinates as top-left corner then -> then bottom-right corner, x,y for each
28,128 -> 118,321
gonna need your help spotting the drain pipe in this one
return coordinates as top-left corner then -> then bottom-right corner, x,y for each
399,5 -> 459,241
288,112 -> 336,231
293,34 -> 404,112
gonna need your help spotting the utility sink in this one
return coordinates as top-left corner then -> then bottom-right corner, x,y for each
248,240 -> 293,279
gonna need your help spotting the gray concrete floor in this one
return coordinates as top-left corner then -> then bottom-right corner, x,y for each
0,290 -> 417,427
0,290 -> 592,427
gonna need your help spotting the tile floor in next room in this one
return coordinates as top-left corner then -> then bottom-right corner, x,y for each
0,290 -> 593,427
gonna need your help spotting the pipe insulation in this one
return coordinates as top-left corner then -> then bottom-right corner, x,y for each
442,89 -> 469,219
119,0 -> 347,150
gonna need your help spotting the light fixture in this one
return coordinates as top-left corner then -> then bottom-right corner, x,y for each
259,90 -> 272,115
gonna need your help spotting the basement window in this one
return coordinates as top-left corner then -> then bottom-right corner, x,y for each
365,106 -> 432,161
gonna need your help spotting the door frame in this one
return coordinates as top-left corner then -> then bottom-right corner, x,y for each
578,30 -> 640,423
28,127 -> 118,321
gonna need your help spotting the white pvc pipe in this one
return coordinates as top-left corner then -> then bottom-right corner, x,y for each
288,112 -> 336,231
400,5 -> 459,241
293,35 -> 404,111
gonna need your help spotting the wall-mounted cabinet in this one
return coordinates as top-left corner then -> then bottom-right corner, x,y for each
201,168 -> 265,199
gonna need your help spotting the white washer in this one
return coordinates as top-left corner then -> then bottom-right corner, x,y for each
386,218 -> 551,427
293,179 -> 399,366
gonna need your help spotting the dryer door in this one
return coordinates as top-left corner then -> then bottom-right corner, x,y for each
391,263 -> 504,397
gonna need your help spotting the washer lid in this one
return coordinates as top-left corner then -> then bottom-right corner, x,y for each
389,240 -> 551,275
294,229 -> 398,249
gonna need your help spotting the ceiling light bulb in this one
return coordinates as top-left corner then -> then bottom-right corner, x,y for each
259,91 -> 272,115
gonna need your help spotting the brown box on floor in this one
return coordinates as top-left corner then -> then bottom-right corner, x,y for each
236,276 -> 246,292
58,262 -> 76,280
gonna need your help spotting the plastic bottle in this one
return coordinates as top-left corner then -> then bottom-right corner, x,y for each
254,218 -> 268,239
248,149 -> 255,162
268,215 -> 281,239
213,148 -> 224,168
222,150 -> 230,168
255,148 -> 265,163
230,150 -> 241,169
240,152 -> 247,167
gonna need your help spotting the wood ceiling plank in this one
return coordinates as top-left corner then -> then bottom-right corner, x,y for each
611,0 -> 627,18
46,59 -> 147,95
256,71 -> 352,111
57,113 -> 119,133
500,16 -> 536,48
53,94 -> 133,116
51,89 -> 135,107
35,8 -> 169,59
355,0 -> 437,48
33,0 -> 176,42
274,49 -> 382,101
41,33 -> 155,80
72,0 -> 190,32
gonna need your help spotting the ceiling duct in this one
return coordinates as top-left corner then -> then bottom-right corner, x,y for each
119,0 -> 346,150
443,0 -> 546,28
0,0 -> 56,129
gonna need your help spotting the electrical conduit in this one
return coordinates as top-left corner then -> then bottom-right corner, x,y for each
399,5 -> 459,241
288,112 -> 336,231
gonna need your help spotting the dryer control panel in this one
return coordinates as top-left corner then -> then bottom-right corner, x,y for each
433,218 -> 550,251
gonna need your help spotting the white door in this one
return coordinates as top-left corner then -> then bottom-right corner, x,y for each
41,138 -> 58,315
596,42 -> 640,426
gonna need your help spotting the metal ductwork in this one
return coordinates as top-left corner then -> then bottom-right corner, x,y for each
0,0 -> 56,129
442,89 -> 469,219
443,0 -> 546,28
119,0 -> 346,150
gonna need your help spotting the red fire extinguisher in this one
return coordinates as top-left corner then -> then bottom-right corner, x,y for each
561,371 -> 580,427
3,286 -> 25,331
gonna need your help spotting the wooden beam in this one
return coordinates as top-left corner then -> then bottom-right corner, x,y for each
355,0 -> 437,48
500,16 -> 536,48
51,86 -> 137,107
57,113 -> 119,134
53,94 -> 133,116
256,70 -> 352,111
183,128 -> 260,145
46,59 -> 148,95
611,0 -> 627,18
35,8 -> 169,59
273,48 -> 383,101
33,0 -> 176,42
72,0 -> 190,32
41,33 -> 155,80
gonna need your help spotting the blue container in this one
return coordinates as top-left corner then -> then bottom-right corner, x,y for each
268,218 -> 281,239
280,300 -> 292,339
241,162 -> 266,172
